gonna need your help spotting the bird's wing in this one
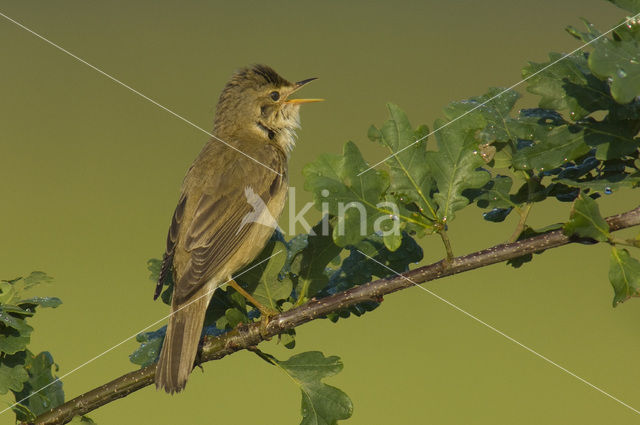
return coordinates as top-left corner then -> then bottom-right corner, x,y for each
172,156 -> 285,304
155,194 -> 186,299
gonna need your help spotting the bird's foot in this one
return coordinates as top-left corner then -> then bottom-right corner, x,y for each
258,308 -> 277,339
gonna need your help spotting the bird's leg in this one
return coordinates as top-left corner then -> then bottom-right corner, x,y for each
227,279 -> 277,319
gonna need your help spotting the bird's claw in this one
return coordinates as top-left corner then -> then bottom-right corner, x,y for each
258,309 -> 277,339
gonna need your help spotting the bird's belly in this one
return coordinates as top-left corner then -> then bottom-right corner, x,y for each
219,185 -> 288,280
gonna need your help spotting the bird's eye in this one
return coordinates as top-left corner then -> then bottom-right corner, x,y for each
268,130 -> 275,140
270,91 -> 280,101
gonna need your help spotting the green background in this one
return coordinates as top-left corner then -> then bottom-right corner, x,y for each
2,0 -> 640,423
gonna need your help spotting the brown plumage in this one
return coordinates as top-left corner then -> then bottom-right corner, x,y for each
154,65 -> 320,393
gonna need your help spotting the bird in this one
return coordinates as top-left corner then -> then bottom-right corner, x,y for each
154,65 -> 321,393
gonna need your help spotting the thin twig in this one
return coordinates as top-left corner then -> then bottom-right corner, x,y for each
509,202 -> 533,243
438,229 -> 454,260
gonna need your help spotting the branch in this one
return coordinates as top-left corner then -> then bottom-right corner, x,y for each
31,206 -> 640,425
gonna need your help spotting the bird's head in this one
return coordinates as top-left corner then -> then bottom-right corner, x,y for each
214,64 -> 322,152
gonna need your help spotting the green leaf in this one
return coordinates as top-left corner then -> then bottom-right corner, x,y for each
555,155 -> 600,180
555,154 -> 640,194
589,21 -> 640,104
607,0 -> 640,12
224,307 -> 247,328
0,273 -> 65,422
1,272 -> 58,315
148,258 -> 174,306
566,18 -> 603,43
18,297 -> 63,310
205,284 -> 249,331
563,194 -> 610,242
0,311 -> 34,355
0,353 -> 29,394
0,305 -> 35,317
287,221 -> 343,304
0,331 -> 32,356
512,108 -> 567,138
147,258 -> 162,283
609,247 -> 640,305
523,52 -> 611,119
369,104 -> 436,223
237,239 -> 293,311
0,272 -> 54,306
304,142 -> 399,248
0,277 -> 61,355
10,402 -> 36,423
129,328 -> 165,368
557,173 -> 640,193
512,125 -> 590,171
274,351 -> 353,425
282,232 -> 315,274
473,175 -> 518,209
445,87 -> 521,144
582,120 -> 640,160
251,276 -> 292,312
425,118 -> 491,221
435,89 -> 522,205
12,351 -> 64,420
22,272 -> 53,289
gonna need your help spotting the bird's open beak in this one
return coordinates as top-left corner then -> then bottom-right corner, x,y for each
285,77 -> 324,104
285,98 -> 324,104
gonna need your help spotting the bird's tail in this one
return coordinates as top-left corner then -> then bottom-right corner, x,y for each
155,293 -> 211,393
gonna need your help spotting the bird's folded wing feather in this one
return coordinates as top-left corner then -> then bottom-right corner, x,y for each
166,159 -> 283,304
